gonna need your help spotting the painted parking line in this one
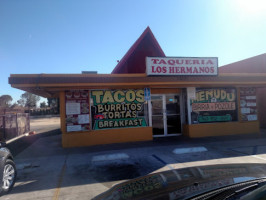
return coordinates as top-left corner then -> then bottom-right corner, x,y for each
53,155 -> 68,200
173,147 -> 207,154
92,153 -> 129,162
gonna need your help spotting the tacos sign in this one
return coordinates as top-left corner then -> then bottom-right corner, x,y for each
91,89 -> 147,130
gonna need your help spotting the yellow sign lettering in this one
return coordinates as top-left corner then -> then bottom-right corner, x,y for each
126,90 -> 136,102
102,91 -> 114,103
136,90 -> 144,102
113,90 -> 125,103
92,91 -> 103,104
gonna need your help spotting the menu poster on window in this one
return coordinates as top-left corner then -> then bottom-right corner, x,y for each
190,88 -> 238,124
65,90 -> 90,132
240,88 -> 257,121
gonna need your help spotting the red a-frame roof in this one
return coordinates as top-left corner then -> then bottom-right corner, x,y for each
111,27 -> 165,74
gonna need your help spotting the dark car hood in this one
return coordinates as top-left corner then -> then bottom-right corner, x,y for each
93,163 -> 266,200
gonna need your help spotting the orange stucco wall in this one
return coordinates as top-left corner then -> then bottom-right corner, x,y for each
62,127 -> 153,148
183,121 -> 260,138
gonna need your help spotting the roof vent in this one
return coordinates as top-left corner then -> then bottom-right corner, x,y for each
82,71 -> 97,74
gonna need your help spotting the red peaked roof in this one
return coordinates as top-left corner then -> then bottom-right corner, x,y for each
219,53 -> 266,73
112,27 -> 165,74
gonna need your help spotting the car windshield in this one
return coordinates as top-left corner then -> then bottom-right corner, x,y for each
1,0 -> 266,199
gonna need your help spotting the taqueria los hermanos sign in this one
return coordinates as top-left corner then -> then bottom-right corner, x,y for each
146,57 -> 218,76
91,89 -> 147,130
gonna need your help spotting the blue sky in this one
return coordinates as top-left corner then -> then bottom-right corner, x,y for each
0,0 -> 266,104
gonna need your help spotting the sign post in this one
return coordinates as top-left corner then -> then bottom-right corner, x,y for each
144,88 -> 151,101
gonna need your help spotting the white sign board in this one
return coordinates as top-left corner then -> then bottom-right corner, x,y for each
78,114 -> 90,124
146,57 -> 218,76
187,87 -> 196,99
241,107 -> 250,114
247,115 -> 257,121
247,102 -> 256,107
67,125 -> 82,132
66,103 -> 81,115
246,96 -> 256,100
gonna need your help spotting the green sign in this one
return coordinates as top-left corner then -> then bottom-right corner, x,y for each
91,89 -> 147,130
198,115 -> 232,123
191,88 -> 238,124
94,118 -> 147,129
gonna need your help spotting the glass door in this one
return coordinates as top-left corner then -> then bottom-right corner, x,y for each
150,95 -> 164,136
166,95 -> 181,134
150,94 -> 181,137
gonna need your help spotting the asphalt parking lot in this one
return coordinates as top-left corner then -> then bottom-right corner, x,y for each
1,127 -> 266,200
29,116 -> 60,134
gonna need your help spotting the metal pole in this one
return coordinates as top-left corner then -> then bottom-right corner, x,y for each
16,113 -> 19,137
3,116 -> 6,142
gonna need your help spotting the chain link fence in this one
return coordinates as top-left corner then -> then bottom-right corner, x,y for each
0,113 -> 30,141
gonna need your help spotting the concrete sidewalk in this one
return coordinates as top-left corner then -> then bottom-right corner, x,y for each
6,128 -> 266,158
2,130 -> 266,200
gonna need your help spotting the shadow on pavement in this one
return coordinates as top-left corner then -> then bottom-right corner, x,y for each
7,129 -> 61,157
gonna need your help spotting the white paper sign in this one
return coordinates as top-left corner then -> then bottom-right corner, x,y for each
187,87 -> 196,100
247,102 -> 256,107
66,103 -> 80,115
246,96 -> 256,100
247,115 -> 257,121
241,108 -> 250,114
78,114 -> 90,124
67,125 -> 82,132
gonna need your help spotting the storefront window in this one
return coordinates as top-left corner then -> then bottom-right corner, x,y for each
190,88 -> 238,124
90,89 -> 149,130
240,87 -> 257,121
65,90 -> 90,132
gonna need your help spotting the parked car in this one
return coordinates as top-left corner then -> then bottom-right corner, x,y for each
0,142 -> 16,196
93,163 -> 266,200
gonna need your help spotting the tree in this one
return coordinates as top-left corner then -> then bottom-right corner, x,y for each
18,92 -> 40,109
40,101 -> 47,108
17,99 -> 25,107
0,95 -> 13,108
47,98 -> 59,113
10,103 -> 18,109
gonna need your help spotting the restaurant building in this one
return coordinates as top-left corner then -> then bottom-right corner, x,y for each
9,27 -> 266,147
